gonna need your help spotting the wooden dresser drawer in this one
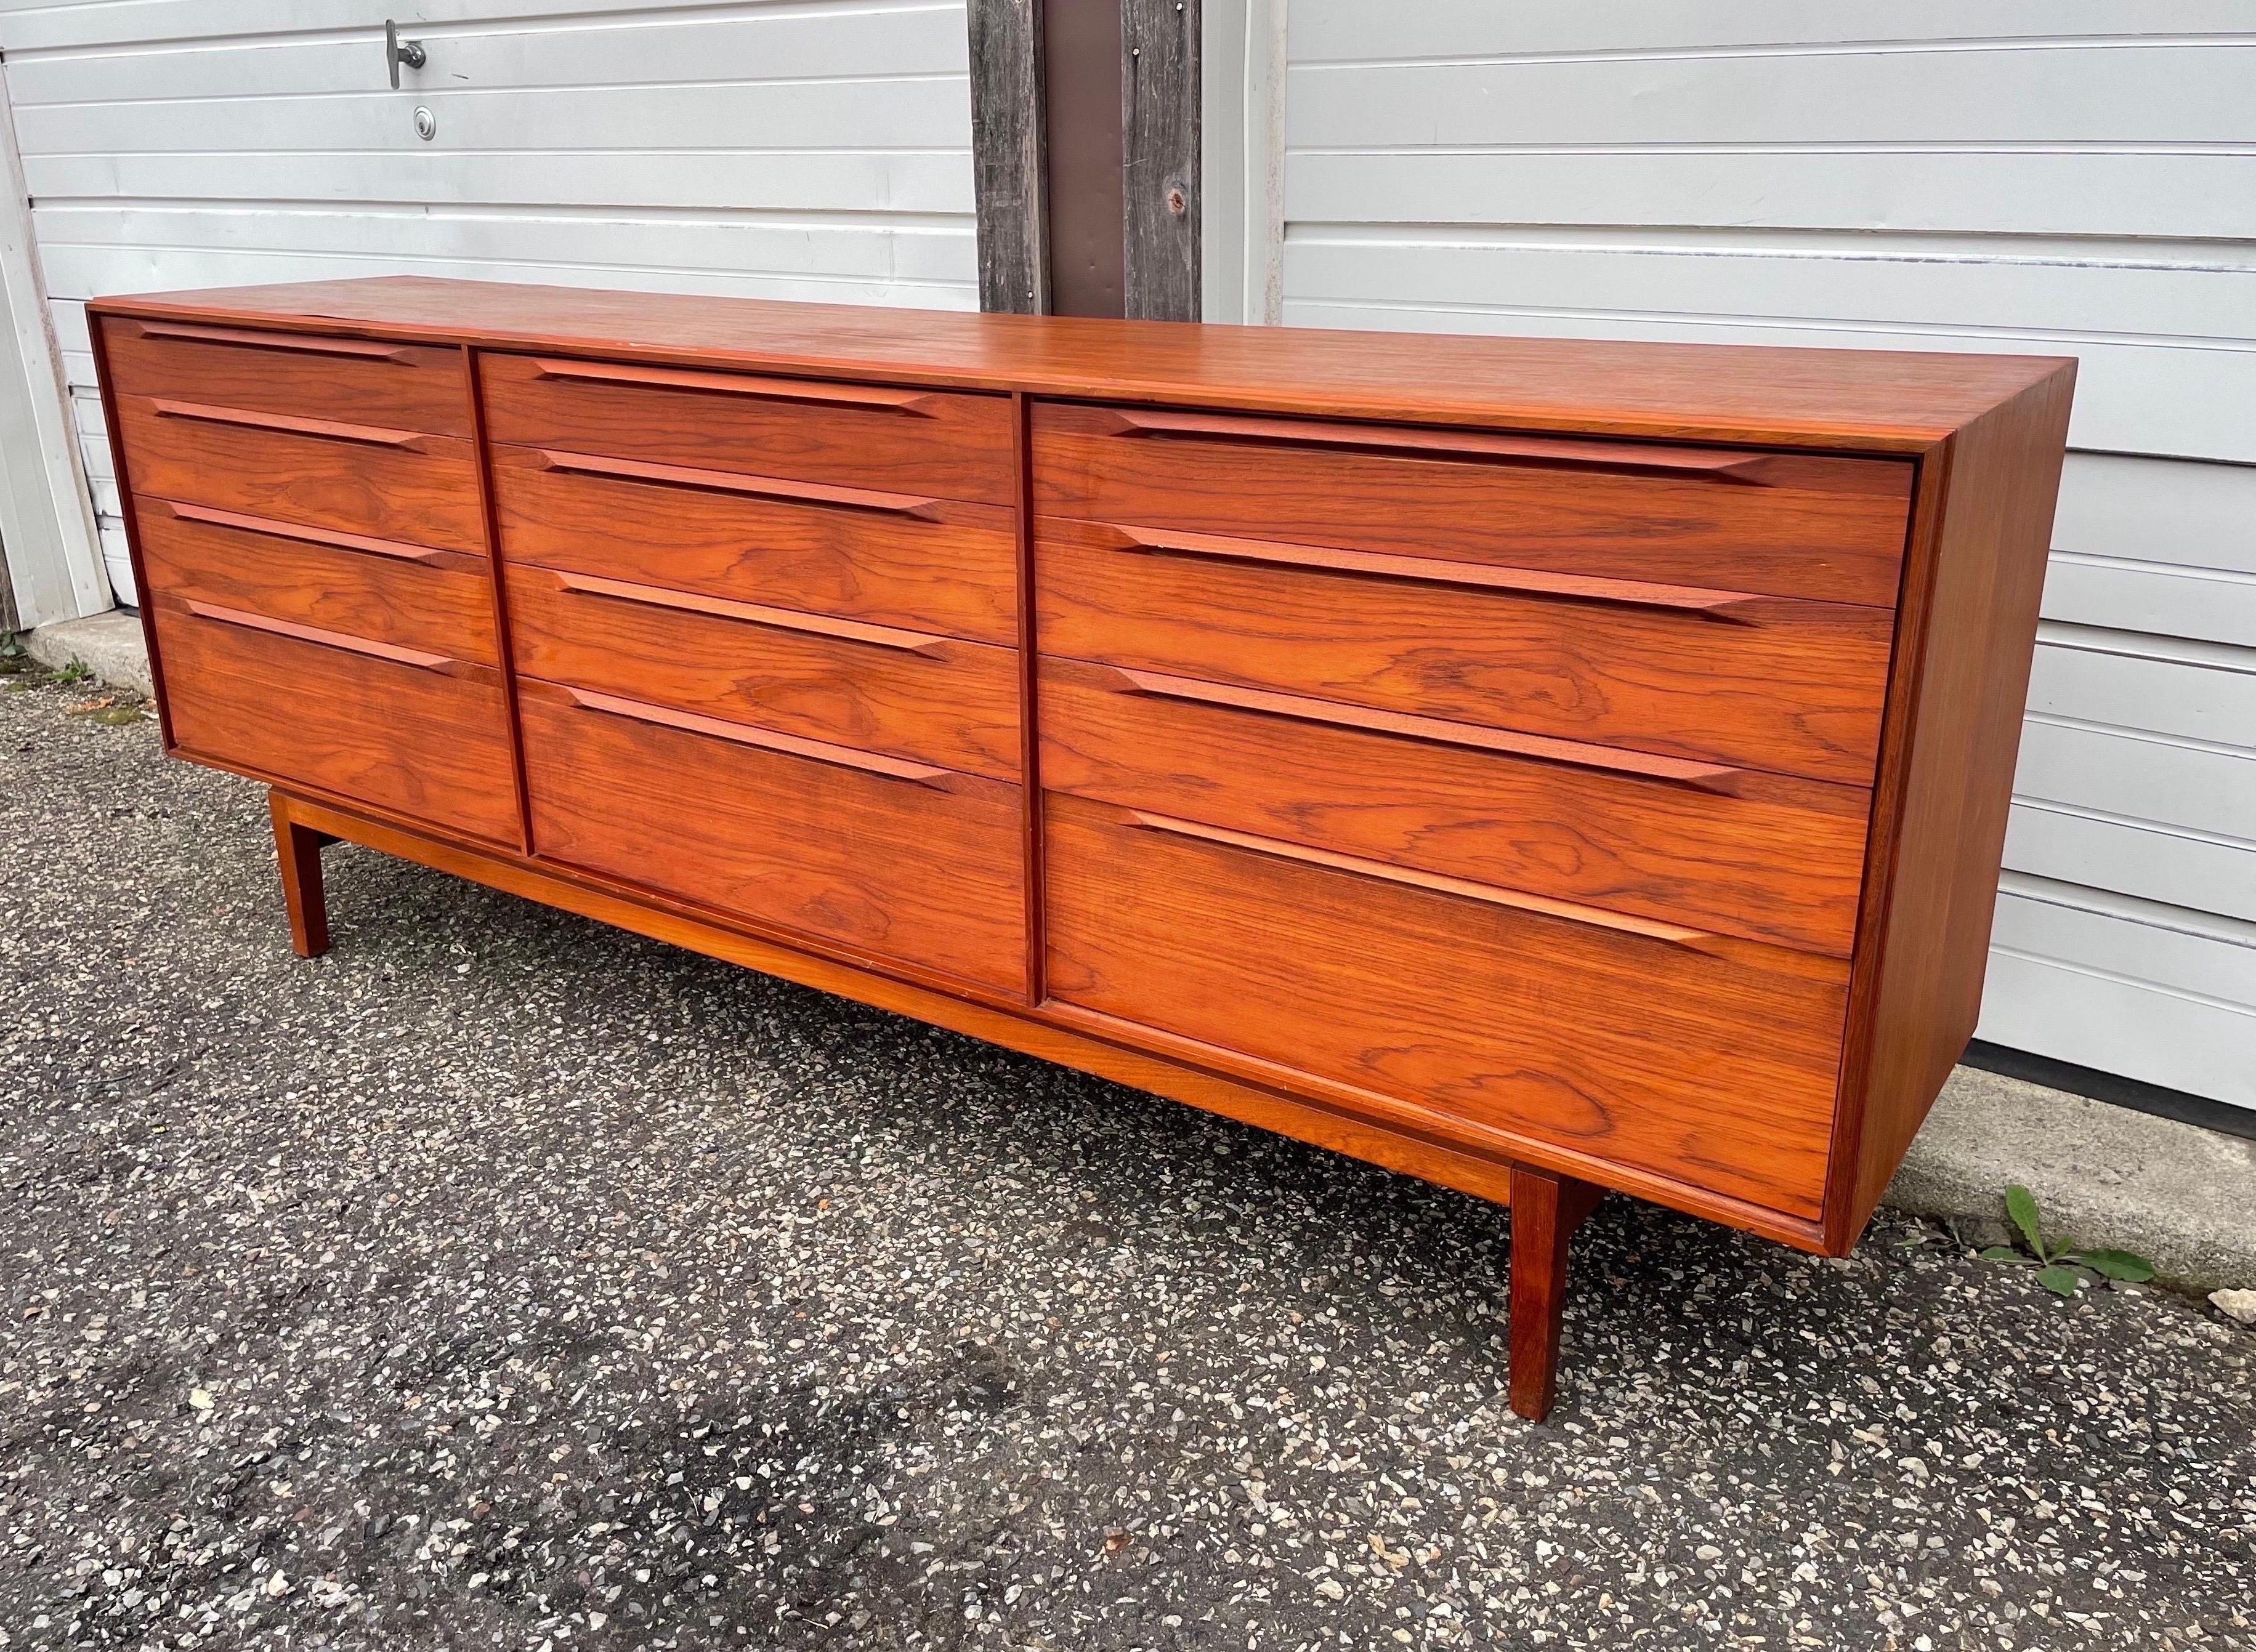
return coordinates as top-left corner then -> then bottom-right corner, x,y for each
487,444 -> 1017,646
480,352 -> 1017,507
116,393 -> 485,554
518,679 -> 1025,993
1033,402 -> 1914,608
504,563 -> 1020,782
1040,657 -> 1870,957
138,498 -> 497,664
1036,515 -> 1893,785
101,315 -> 472,437
1044,793 -> 1845,1217
152,598 -> 517,843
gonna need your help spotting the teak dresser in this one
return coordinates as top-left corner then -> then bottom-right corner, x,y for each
91,277 -> 2075,1420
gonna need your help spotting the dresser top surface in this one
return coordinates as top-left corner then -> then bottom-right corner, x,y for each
93,275 -> 2071,453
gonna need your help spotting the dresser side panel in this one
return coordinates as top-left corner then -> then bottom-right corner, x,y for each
1834,367 -> 2077,1249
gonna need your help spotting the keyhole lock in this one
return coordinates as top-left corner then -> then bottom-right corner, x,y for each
413,106 -> 437,141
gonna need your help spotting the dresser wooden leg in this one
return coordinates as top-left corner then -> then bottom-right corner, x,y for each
269,791 -> 336,959
1507,1165 -> 1604,1422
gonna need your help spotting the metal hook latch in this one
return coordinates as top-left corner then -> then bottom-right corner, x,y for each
386,20 -> 426,89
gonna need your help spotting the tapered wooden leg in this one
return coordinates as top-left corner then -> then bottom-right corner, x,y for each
1507,1165 -> 1604,1422
269,791 -> 335,958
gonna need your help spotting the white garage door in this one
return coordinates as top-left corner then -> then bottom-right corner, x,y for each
1272,2 -> 2256,1110
0,0 -> 981,606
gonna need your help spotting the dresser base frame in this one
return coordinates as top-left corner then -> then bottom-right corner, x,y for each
266,785 -> 1602,1420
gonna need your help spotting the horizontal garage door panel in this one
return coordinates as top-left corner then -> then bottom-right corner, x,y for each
1290,154 -> 2256,244
2005,807 -> 2256,927
2013,720 -> 2255,848
1289,2 -> 2256,60
1978,897 -> 2256,1111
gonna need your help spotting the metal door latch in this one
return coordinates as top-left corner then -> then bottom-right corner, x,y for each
386,19 -> 426,89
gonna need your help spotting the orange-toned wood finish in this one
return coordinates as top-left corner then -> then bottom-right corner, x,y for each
504,563 -> 1022,782
137,499 -> 497,663
479,350 -> 1019,507
487,445 -> 1019,646
515,678 -> 1027,994
1038,657 -> 1869,956
92,280 -> 2076,1424
1032,401 -> 1915,607
1035,515 -> 1895,784
1043,792 -> 1848,1216
114,394 -> 485,554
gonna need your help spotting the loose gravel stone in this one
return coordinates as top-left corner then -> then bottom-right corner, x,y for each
1,674 -> 2252,1650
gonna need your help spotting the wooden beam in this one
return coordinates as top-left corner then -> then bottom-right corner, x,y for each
1123,0 -> 1200,321
967,0 -> 1049,315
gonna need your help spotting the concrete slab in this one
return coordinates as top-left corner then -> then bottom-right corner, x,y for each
26,608 -> 153,699
1888,1063 -> 2256,1292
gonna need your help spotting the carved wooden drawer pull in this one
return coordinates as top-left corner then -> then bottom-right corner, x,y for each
158,499 -> 480,571
533,449 -> 940,519
1093,663 -> 1749,794
132,320 -> 414,361
177,598 -> 475,677
1124,808 -> 1735,954
1111,523 -> 1768,621
547,568 -> 950,656
1096,407 -> 1779,483
529,355 -> 942,416
561,685 -> 954,789
150,397 -> 442,452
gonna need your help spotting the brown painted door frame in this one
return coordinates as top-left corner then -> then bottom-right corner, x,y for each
967,0 -> 1200,321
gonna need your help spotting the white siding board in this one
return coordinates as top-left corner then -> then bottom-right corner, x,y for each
1978,920 -> 2256,1111
1290,1 -> 2256,60
1285,44 -> 2256,148
2012,720 -> 2255,848
2005,805 -> 2256,926
22,153 -> 972,217
2053,453 -> 2256,576
4,7 -> 969,104
1288,153 -> 2256,244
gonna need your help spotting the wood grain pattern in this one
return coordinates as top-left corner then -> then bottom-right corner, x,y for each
1830,366 -> 2079,1250
479,350 -> 1017,507
966,0 -> 1049,315
100,314 -> 474,437
487,443 -> 1018,646
153,602 -> 519,844
1033,401 -> 1913,607
91,277 -> 2073,454
269,791 -> 333,959
517,678 -> 1027,993
1043,792 -> 1848,1218
1036,515 -> 1894,784
1507,1167 -> 1604,1422
1122,0 -> 1201,321
504,563 -> 1021,782
137,497 -> 497,664
1039,656 -> 1869,955
116,393 -> 485,554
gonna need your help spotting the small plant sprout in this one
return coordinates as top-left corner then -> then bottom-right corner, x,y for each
1979,1184 -> 2156,1299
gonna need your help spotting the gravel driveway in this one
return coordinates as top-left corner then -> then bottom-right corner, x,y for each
1,672 -> 2250,1651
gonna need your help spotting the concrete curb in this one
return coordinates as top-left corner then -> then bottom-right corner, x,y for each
15,610 -> 2254,1293
1888,1063 -> 2256,1293
26,610 -> 153,699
